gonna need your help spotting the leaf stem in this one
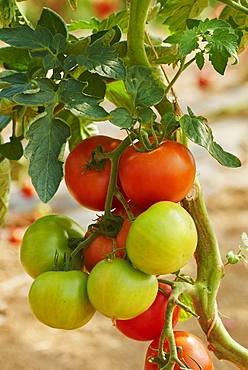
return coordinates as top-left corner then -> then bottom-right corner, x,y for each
165,57 -> 195,95
221,0 -> 248,15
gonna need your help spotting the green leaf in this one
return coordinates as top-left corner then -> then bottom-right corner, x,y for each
138,107 -> 156,124
58,79 -> 109,121
0,158 -> 10,226
0,0 -> 16,28
125,66 -> 165,107
58,110 -> 98,151
68,10 -> 128,32
153,45 -> 179,65
106,80 -> 133,112
179,108 -> 241,167
26,110 -> 70,203
79,71 -> 106,99
0,25 -> 53,50
161,112 -> 180,138
13,79 -> 56,106
110,108 -> 133,129
195,51 -> 205,69
0,47 -> 31,71
0,115 -> 11,131
37,7 -> 68,39
0,136 -> 23,160
159,0 -> 208,32
178,293 -> 194,322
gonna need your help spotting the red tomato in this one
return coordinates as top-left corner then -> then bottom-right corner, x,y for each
144,331 -> 213,370
92,1 -> 120,19
119,140 -> 196,208
20,183 -> 35,199
115,283 -> 180,341
84,219 -> 131,271
197,74 -> 210,90
65,136 -> 121,211
8,227 -> 24,245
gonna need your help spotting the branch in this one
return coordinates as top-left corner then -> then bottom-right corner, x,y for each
182,180 -> 248,369
221,0 -> 248,15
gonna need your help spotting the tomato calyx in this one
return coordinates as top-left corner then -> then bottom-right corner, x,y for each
84,144 -> 109,171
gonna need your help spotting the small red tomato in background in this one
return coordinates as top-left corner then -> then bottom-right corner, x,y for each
144,331 -> 213,370
65,136 -> 121,211
115,283 -> 180,341
8,227 -> 24,245
119,140 -> 196,209
92,0 -> 120,19
20,182 -> 35,199
84,219 -> 131,272
197,73 -> 211,90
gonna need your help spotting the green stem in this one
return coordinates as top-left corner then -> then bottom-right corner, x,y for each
165,57 -> 195,95
182,180 -> 248,369
104,136 -> 131,216
71,231 -> 100,257
127,0 -> 152,66
221,0 -> 248,15
114,189 -> 135,220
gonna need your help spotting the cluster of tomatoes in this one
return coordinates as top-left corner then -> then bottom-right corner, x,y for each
20,135 -> 213,369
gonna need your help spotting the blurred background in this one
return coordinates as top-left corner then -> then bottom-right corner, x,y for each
0,1 -> 248,369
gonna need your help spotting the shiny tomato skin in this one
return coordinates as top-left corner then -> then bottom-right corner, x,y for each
144,331 -> 214,370
21,214 -> 83,278
115,283 -> 180,341
29,271 -> 95,330
119,140 -> 196,208
84,219 -> 131,272
126,201 -> 198,275
65,136 -> 121,211
87,258 -> 158,319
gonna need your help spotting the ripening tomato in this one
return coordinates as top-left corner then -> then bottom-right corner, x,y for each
92,0 -> 120,19
87,258 -> 158,319
20,183 -> 35,199
115,283 -> 180,341
127,201 -> 198,275
84,219 -> 131,272
119,140 -> 196,208
65,136 -> 121,211
21,214 -> 83,278
8,227 -> 24,245
144,331 -> 214,370
29,271 -> 95,330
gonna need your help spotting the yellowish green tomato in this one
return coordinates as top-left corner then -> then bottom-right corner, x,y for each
126,201 -> 198,275
20,214 -> 83,278
87,258 -> 158,319
29,271 -> 95,330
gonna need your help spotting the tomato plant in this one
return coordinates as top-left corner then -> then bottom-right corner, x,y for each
65,135 -> 121,211
119,140 -> 196,208
126,201 -> 198,275
1,0 -> 248,369
144,331 -> 214,370
21,214 -> 84,278
87,258 -> 158,319
29,270 -> 95,329
115,282 -> 180,341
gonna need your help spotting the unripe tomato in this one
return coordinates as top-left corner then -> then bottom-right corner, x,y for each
92,0 -> 120,19
65,136 -> 121,211
115,283 -> 180,341
84,219 -> 131,272
29,271 -> 95,330
144,331 -> 213,370
119,140 -> 196,208
21,214 -> 83,278
127,201 -> 198,275
87,258 -> 158,319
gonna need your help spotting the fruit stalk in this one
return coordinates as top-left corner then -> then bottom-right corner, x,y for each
183,180 -> 248,369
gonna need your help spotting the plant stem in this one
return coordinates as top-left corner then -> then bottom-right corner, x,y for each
221,0 -> 248,14
165,57 -> 195,95
104,136 -> 131,216
114,189 -> 135,220
71,231 -> 100,257
127,0 -> 152,66
182,180 -> 248,369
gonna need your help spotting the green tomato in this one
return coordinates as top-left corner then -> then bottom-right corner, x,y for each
29,271 -> 95,330
126,201 -> 198,275
21,214 -> 83,278
87,258 -> 158,319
